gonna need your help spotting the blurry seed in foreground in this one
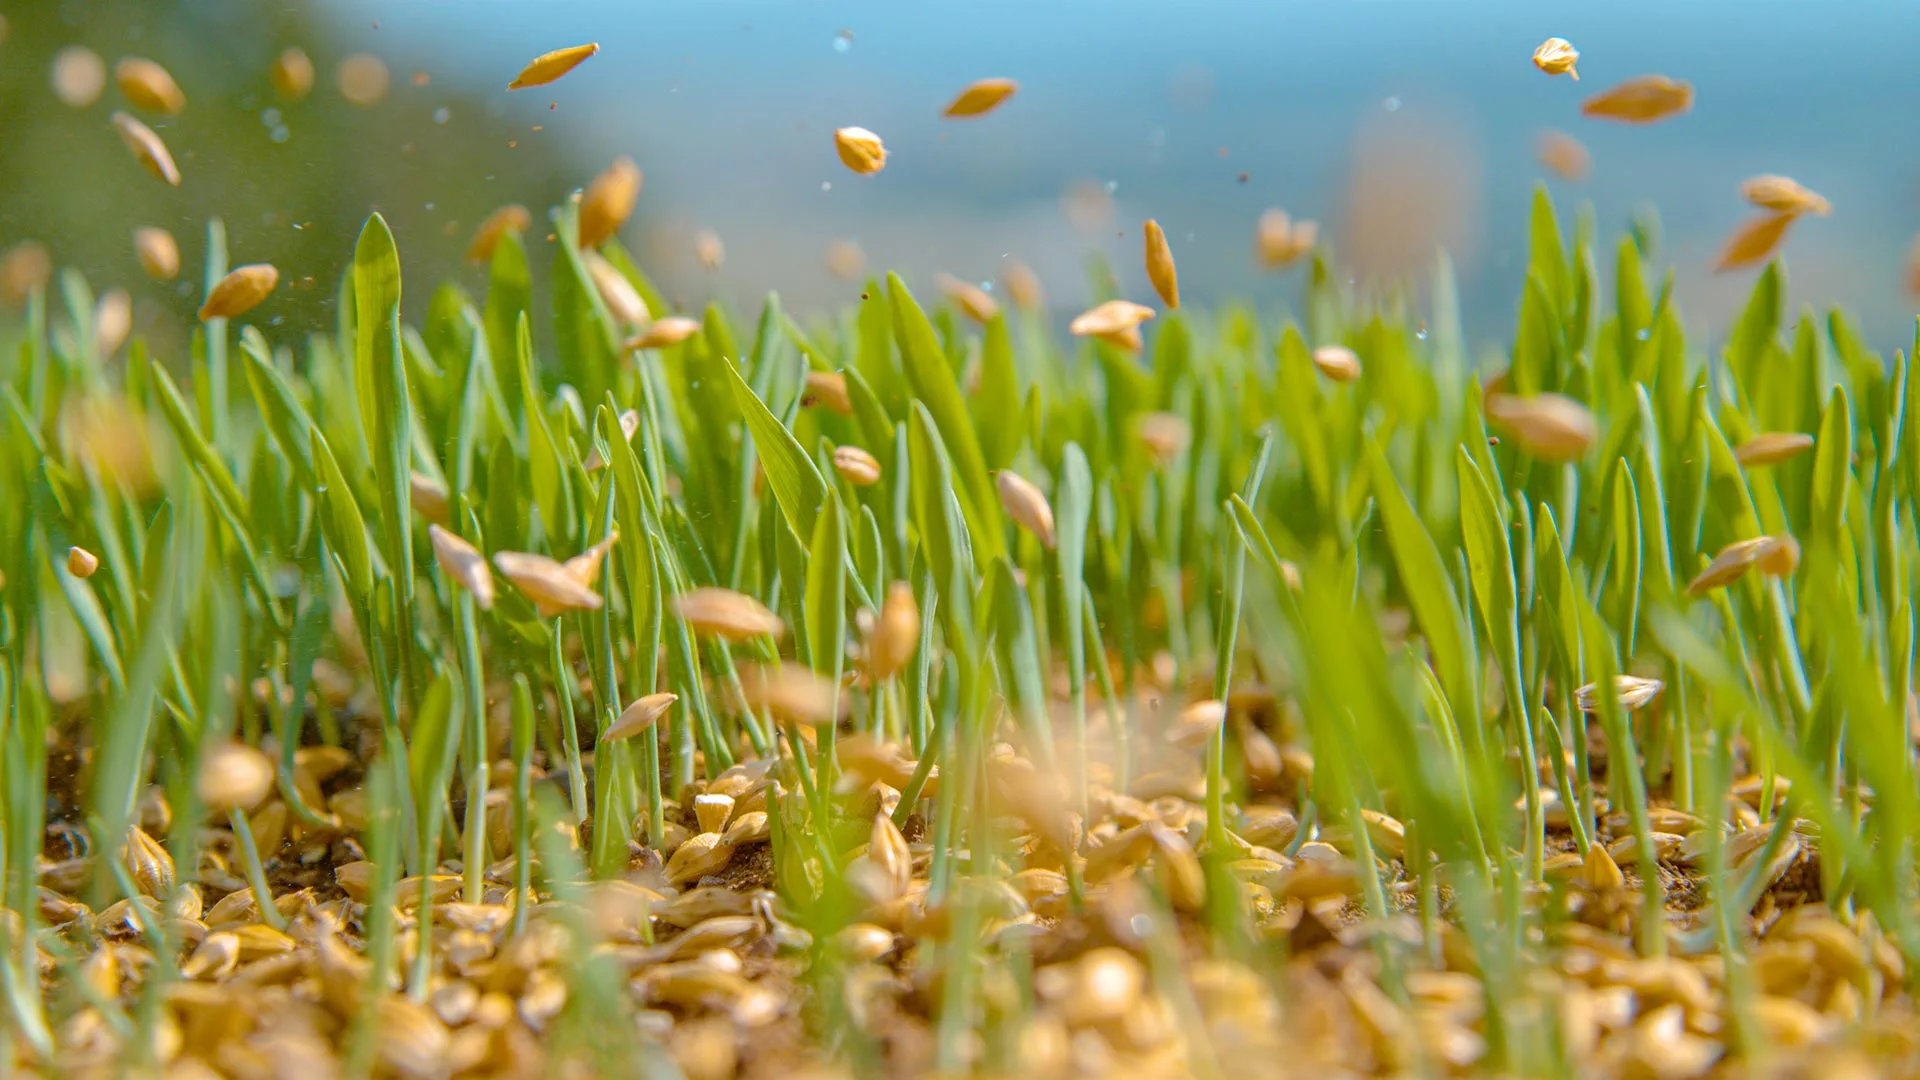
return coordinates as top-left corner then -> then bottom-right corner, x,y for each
1311,345 -> 1362,383
494,550 -> 604,618
1142,219 -> 1180,309
1485,392 -> 1597,462
942,77 -> 1018,118
996,470 -> 1057,549
1734,432 -> 1814,467
936,274 -> 999,324
583,251 -> 650,327
1757,534 -> 1800,578
1255,208 -> 1318,270
825,240 -> 867,281
272,47 -> 315,102
833,126 -> 888,175
832,446 -> 882,487
864,581 -> 920,681
1167,699 -> 1226,750
94,289 -> 132,357
1062,179 -> 1115,234
737,665 -> 841,727
625,316 -> 701,351
1714,212 -> 1795,273
197,743 -> 275,814
1536,130 -> 1591,182
1580,75 -> 1693,124
467,204 -> 532,263
337,53 -> 390,106
675,587 -> 785,642
1340,107 -> 1481,286
1575,675 -> 1665,713
52,45 -> 106,108
0,241 -> 52,309
564,531 -> 618,590
1001,258 -> 1043,311
133,226 -> 180,280
1739,175 -> 1830,217
407,472 -> 450,526
112,111 -> 181,186
1685,536 -> 1778,596
802,370 -> 853,415
199,264 -> 279,321
428,525 -> 495,611
1069,300 -> 1155,352
694,228 -> 725,271
508,43 -> 600,90
579,156 -> 643,248
1531,38 -> 1579,80
114,57 -> 186,114
67,546 -> 100,579
1135,412 -> 1191,466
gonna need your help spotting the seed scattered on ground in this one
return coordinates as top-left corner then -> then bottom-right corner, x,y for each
1715,212 -> 1795,272
271,46 -> 314,101
1532,38 -> 1580,79
1143,219 -> 1180,309
1537,130 -> 1592,182
67,546 -> 99,578
996,470 -> 1056,549
199,264 -> 279,320
942,77 -> 1018,118
114,57 -> 186,114
508,43 -> 600,90
52,45 -> 106,108
111,111 -> 181,186
196,742 -> 275,814
467,204 -> 532,263
579,156 -> 643,248
1311,345 -> 1361,383
1580,75 -> 1694,123
834,127 -> 888,175
337,52 -> 390,106
132,226 -> 179,280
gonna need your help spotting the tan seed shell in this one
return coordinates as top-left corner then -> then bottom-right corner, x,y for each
936,274 -> 1000,323
625,315 -> 702,351
1580,74 -> 1694,124
943,77 -> 1018,118
466,204 -> 532,264
1311,345 -> 1362,383
271,47 -> 314,102
694,228 -> 725,271
133,226 -> 180,281
53,46 -> 107,108
1136,412 -> 1191,465
67,546 -> 99,578
1142,219 -> 1180,309
1256,208 -> 1318,269
1715,212 -> 1795,273
94,289 -> 132,357
1531,38 -> 1579,80
1739,175 -> 1830,217
1001,258 -> 1043,311
1168,699 -> 1226,750
870,813 -> 912,901
1536,130 -> 1592,182
112,111 -> 180,186
1685,536 -> 1778,596
1576,674 -> 1665,713
1734,432 -> 1815,466
803,370 -> 853,415
196,742 -> 275,814
606,692 -> 679,742
675,587 -> 784,641
693,794 -> 735,835
1485,392 -> 1597,462
114,57 -> 186,114
996,470 -> 1056,549
737,665 -> 840,727
0,242 -> 51,309
199,264 -> 278,321
833,126 -> 888,175
563,532 -> 620,590
428,525 -> 495,610
1069,299 -> 1155,338
579,156 -> 643,248
666,832 -> 735,886
508,43 -> 599,90
493,551 -> 604,618
1757,533 -> 1800,577
126,825 -> 175,898
832,445 -> 882,487
1580,842 -> 1626,890
408,471 -> 450,525
337,53 -> 390,106
583,251 -> 649,326
864,581 -> 920,680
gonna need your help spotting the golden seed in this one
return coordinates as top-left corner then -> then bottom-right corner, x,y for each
737,664 -> 840,726
825,239 -> 867,281
53,45 -> 106,107
125,825 -> 175,898
133,226 -> 179,281
1311,345 -> 1362,383
936,274 -> 1000,323
1485,392 -> 1597,462
695,228 -> 725,271
181,931 -> 240,981
693,793 -> 735,835
1757,534 -> 1800,577
625,315 -> 702,351
605,692 -> 679,743
675,587 -> 785,641
1001,258 -> 1043,311
1580,74 -> 1694,124
1255,208 -> 1318,270
337,53 -> 390,106
833,126 -> 888,175
563,531 -> 618,590
493,551 -> 604,618
466,204 -> 532,264
112,111 -> 181,186
804,370 -> 853,415
1167,699 -> 1226,750
666,832 -> 735,886
1576,674 -> 1665,713
942,77 -> 1018,118
93,289 -> 132,357
1536,130 -> 1592,182
114,57 -> 186,114
1136,412 -> 1191,465
1143,219 -> 1180,309
428,525 -> 495,611
67,546 -> 99,578
271,47 -> 314,101
1715,212 -> 1795,273
865,581 -> 920,681
579,156 -> 643,248
1531,38 -> 1579,80
1685,536 -> 1778,596
198,264 -> 279,321
1735,432 -> 1815,466
508,43 -> 600,90
870,813 -> 912,900
1069,299 -> 1155,340
196,742 -> 276,814
583,251 -> 650,326
408,471 -> 450,525
996,470 -> 1056,549
0,242 -> 52,308
833,445 -> 882,487
1740,174 -> 1830,217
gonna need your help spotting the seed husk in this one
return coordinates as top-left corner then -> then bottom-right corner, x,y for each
1757,534 -> 1800,577
508,43 -> 599,90
1485,392 -> 1597,462
825,240 -> 867,280
0,242 -> 51,309
1576,675 -> 1665,713
1531,38 -> 1579,79
694,794 -> 736,836
125,826 -> 175,898
1068,299 -> 1155,340
803,370 -> 853,415
942,77 -> 1018,118
996,470 -> 1056,549
936,274 -> 1000,323
605,692 -> 679,743
337,53 -> 390,106
93,289 -> 132,357
1740,175 -> 1830,217
1685,536 -> 1779,596
1136,412 -> 1191,465
1536,130 -> 1591,182
625,315 -> 702,351
864,581 -> 920,680
271,47 -> 314,101
583,251 -> 650,326
1715,212 -> 1796,272
428,525 -> 495,610
832,445 -> 882,487
833,127 -> 888,175
1001,258 -> 1043,310
493,551 -> 604,618
198,264 -> 279,321
67,546 -> 99,578
1311,345 -> 1362,383
737,665 -> 840,727
563,531 -> 618,590
408,472 -> 450,525
111,111 -> 181,186
1580,75 -> 1694,123
579,156 -> 643,248
132,226 -> 180,281
1256,208 -> 1318,269
1142,219 -> 1180,309
466,204 -> 532,264
675,587 -> 785,642
53,46 -> 107,108
1735,431 -> 1814,466
114,57 -> 186,114
694,229 -> 725,271
196,742 -> 275,814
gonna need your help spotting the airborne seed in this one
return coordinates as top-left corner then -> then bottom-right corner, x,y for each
579,156 -> 643,248
833,127 -> 888,175
1536,130 -> 1592,182
428,525 -> 496,611
1580,75 -> 1694,124
1715,212 -> 1795,273
996,470 -> 1057,549
199,264 -> 279,321
1142,219 -> 1180,309
466,204 -> 532,263
936,274 -> 1000,323
942,77 -> 1018,118
1485,392 -> 1597,462
111,112 -> 181,186
605,693 -> 679,742
272,47 -> 315,101
508,43 -> 600,90
1531,38 -> 1579,80
67,546 -> 100,578
1740,175 -> 1831,217
52,46 -> 106,108
1311,345 -> 1362,383
133,227 -> 179,280
1734,432 -> 1815,466
337,53 -> 390,106
832,445 -> 882,487
675,587 -> 785,642
625,316 -> 702,351
114,57 -> 186,114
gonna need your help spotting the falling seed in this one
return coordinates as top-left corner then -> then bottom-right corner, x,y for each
196,742 -> 276,814
825,240 -> 866,280
579,156 -> 643,248
1142,219 -> 1180,309
494,551 -> 604,618
584,410 -> 641,471
1531,38 -> 1579,80
428,525 -> 495,610
1536,130 -> 1592,182
942,77 -> 1018,118
114,57 -> 185,114
67,546 -> 100,578
337,53 -> 390,106
1136,412 -> 1191,465
0,242 -> 52,309
675,587 -> 785,642
624,315 -> 702,351
1311,345 -> 1362,383
737,664 -> 840,727
583,251 -> 650,326
133,226 -> 180,280
272,47 -> 315,101
1734,432 -> 1815,467
112,111 -> 181,186
94,289 -> 132,357
864,582 -> 920,681
996,470 -> 1056,549
1685,536 -> 1779,596
466,204 -> 532,263
605,692 -> 679,742
694,228 -> 725,271
1069,299 -> 1155,341
803,370 -> 853,415
563,531 -> 619,590
1757,534 -> 1800,578
1255,208 -> 1318,270
199,264 -> 279,321
1167,699 -> 1227,750
52,46 -> 106,108
833,126 -> 887,175
1001,259 -> 1043,311
1715,212 -> 1795,273
1580,75 -> 1693,124
1576,675 -> 1665,713
832,445 -> 882,487
936,274 -> 1000,323
1485,392 -> 1597,462
508,43 -> 599,90
1739,175 -> 1831,217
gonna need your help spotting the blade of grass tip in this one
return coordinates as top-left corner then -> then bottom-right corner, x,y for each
806,490 -> 847,790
